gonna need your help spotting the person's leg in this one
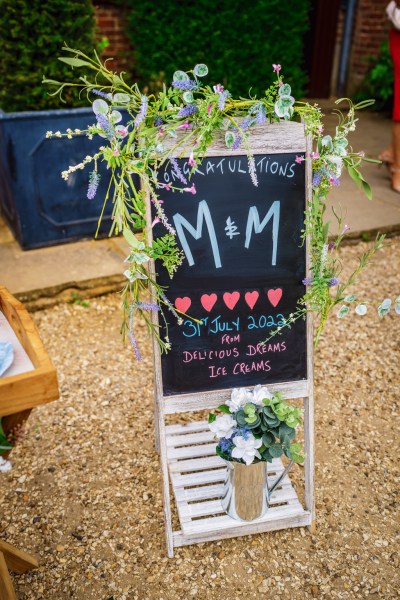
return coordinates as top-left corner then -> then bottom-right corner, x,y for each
391,122 -> 400,191
390,28 -> 400,190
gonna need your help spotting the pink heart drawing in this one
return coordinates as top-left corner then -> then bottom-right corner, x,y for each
244,291 -> 259,310
223,291 -> 240,310
267,288 -> 283,308
201,293 -> 218,312
174,296 -> 191,313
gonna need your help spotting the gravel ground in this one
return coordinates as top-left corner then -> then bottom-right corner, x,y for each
1,238 -> 399,600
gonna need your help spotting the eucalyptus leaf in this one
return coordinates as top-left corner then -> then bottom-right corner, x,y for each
278,83 -> 291,97
113,93 -> 130,104
92,98 -> 109,115
269,444 -> 283,458
355,303 -> 367,316
344,294 -> 356,303
181,92 -> 193,105
193,64 -> 208,77
173,70 -> 189,82
337,305 -> 349,318
395,296 -> 400,314
225,131 -> 235,148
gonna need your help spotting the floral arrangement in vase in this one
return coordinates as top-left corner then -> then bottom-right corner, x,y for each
208,386 -> 304,466
44,47 -> 386,358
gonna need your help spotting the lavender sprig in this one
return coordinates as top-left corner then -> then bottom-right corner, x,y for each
135,301 -> 160,311
92,89 -> 110,99
218,90 -> 230,111
154,116 -> 164,127
178,103 -> 198,118
232,135 -> 242,150
96,112 -> 115,140
135,95 -> 148,127
172,79 -> 198,91
170,157 -> 187,184
160,292 -> 180,320
87,171 -> 100,200
129,312 -> 142,361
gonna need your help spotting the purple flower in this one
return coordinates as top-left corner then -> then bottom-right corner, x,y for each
256,110 -> 267,125
232,135 -> 242,150
272,63 -> 282,73
172,79 -> 198,91
313,171 -> 323,186
134,95 -> 148,127
96,112 -> 115,140
218,90 -> 230,111
92,89 -> 110,99
302,277 -> 313,286
87,171 -> 100,200
328,277 -> 339,287
129,313 -> 142,361
136,301 -> 160,311
329,173 -> 340,186
178,103 -> 198,118
170,157 -> 187,184
160,292 -> 180,319
154,116 -> 164,127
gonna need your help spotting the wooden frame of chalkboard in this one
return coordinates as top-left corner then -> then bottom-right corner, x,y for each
145,121 -> 314,557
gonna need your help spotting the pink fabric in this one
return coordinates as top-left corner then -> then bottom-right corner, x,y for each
390,28 -> 400,121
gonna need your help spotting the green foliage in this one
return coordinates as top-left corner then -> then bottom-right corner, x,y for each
125,0 -> 310,98
0,418 -> 12,455
210,391 -> 304,465
355,41 -> 393,113
69,293 -> 90,308
0,0 -> 97,111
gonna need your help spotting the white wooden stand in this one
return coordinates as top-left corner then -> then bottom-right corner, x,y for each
146,121 -> 314,557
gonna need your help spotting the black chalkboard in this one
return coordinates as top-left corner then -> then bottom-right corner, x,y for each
152,152 -> 307,396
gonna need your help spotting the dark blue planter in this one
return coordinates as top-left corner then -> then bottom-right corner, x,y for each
0,107 -> 126,249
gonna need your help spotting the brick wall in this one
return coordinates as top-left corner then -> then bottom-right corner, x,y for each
347,0 -> 390,94
94,1 -> 132,72
93,0 -> 389,96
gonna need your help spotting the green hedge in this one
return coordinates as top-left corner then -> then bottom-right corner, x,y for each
0,0 -> 97,112
355,41 -> 393,114
125,0 -> 310,99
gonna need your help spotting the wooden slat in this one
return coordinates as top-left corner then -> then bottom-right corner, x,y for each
162,121 -> 306,158
171,468 -> 227,488
165,421 -> 211,435
169,455 -> 224,473
163,380 -> 309,414
167,442 -> 217,460
166,430 -> 213,447
181,500 -> 305,535
172,511 -> 312,548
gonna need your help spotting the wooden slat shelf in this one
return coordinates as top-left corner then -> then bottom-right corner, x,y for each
166,421 -> 310,547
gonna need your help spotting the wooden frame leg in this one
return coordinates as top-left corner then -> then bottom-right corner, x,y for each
0,552 -> 17,600
0,541 -> 38,574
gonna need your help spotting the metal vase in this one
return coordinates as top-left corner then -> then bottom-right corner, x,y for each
221,459 -> 294,521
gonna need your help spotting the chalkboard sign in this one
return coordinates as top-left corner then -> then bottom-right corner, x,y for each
151,135 -> 309,397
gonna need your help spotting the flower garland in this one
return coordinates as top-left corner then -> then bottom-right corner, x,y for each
44,46 -> 385,358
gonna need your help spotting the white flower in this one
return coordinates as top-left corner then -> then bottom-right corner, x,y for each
226,388 -> 253,413
231,433 -> 263,466
0,456 -> 12,473
209,414 -> 235,439
252,384 -> 272,406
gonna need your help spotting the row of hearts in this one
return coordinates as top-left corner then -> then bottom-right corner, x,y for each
174,289 -> 283,312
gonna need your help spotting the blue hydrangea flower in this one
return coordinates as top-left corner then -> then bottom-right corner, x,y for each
218,438 -> 233,455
